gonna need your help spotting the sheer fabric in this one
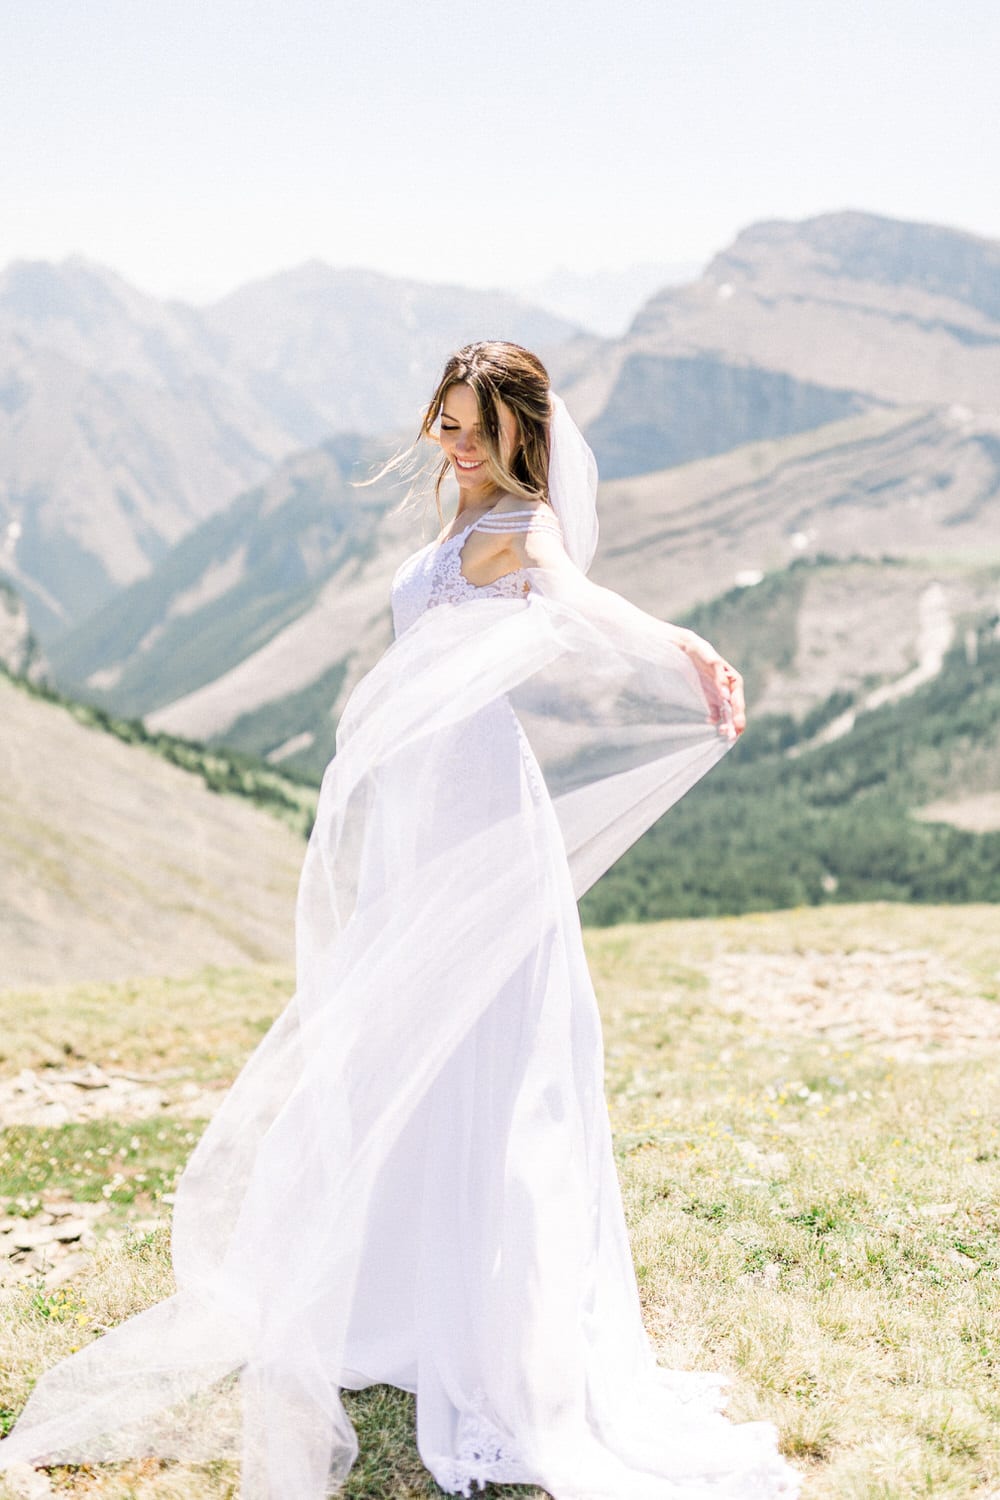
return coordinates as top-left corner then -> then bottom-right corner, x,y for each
0,507 -> 801,1498
545,392 -> 599,573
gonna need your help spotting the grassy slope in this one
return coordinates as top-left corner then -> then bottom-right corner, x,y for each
0,666 -> 317,838
0,670 -> 315,991
1,904 -> 998,1498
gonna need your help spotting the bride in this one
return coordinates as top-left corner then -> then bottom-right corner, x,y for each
0,342 -> 800,1498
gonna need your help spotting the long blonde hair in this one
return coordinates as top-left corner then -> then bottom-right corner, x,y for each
361,341 -> 552,524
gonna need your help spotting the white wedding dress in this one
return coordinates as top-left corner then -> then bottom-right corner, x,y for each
0,505 -> 801,1498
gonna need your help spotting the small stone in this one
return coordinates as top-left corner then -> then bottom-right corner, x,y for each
43,1250 -> 92,1289
62,1063 -> 111,1089
52,1218 -> 88,1243
9,1222 -> 61,1251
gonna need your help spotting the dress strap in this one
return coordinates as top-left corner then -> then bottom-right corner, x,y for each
471,508 -> 563,535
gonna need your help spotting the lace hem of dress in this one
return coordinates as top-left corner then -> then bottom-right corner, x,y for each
433,1388 -> 532,1497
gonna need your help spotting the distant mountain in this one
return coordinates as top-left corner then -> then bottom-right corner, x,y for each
658,210 -> 1000,405
0,255 -> 583,638
677,553 -> 1000,725
0,259 -> 297,637
48,433 -> 409,776
50,404 -> 1000,779
592,404 -> 1000,623
37,209 -> 1000,779
10,212 -> 1000,642
557,210 -> 1000,477
515,261 -> 702,337
201,260 -> 585,434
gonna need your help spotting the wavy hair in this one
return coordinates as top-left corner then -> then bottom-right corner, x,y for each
360,341 -> 552,524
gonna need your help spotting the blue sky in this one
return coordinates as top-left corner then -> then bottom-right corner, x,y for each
2,0 -> 997,301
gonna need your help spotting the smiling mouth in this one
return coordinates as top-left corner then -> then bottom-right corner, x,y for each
455,457 -> 484,470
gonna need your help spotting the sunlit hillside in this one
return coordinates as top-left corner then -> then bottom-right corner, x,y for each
0,673 -> 305,989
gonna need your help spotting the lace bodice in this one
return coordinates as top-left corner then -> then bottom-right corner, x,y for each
390,506 -> 563,638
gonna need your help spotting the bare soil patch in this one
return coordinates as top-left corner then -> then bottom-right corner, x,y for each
707,945 -> 1000,1056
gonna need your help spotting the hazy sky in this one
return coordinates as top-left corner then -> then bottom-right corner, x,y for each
2,0 -> 997,302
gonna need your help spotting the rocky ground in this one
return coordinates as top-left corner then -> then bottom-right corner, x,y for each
0,1064 -> 224,1291
706,944 -> 1000,1058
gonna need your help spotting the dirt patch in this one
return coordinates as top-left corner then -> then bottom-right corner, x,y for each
0,1063 -> 226,1129
706,946 -> 1000,1056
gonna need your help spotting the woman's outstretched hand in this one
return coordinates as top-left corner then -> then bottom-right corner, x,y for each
676,631 -> 747,741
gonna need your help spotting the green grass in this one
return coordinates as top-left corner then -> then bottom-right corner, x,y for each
0,965 -> 293,1081
1,905 -> 999,1497
0,1120 -> 197,1219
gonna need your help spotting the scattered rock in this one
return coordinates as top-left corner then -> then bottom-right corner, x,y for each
53,1217 -> 89,1243
0,1197 -> 106,1288
707,947 -> 1000,1056
39,1248 -> 93,1290
8,1222 -> 64,1252
741,1261 -> 783,1288
0,1063 -> 224,1128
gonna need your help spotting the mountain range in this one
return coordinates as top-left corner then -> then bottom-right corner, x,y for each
45,399 -> 1000,780
5,207 -> 1000,868
558,210 -> 1000,475
0,255 -> 581,637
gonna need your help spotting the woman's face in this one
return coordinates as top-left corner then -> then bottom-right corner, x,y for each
439,381 -> 519,502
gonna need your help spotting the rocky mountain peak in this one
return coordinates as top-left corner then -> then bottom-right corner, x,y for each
703,210 -> 1000,322
611,209 -> 1000,416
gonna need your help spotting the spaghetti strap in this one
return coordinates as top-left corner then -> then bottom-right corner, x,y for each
471,508 -> 563,535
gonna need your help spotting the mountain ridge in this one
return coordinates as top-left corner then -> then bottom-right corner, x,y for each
0,255 -> 583,637
546,210 -> 1000,481
47,402 -> 1000,776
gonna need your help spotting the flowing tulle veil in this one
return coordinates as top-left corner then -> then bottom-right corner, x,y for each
545,390 -> 600,573
0,391 -> 799,1498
